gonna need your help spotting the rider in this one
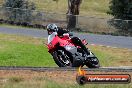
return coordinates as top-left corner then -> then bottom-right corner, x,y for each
47,24 -> 69,37
46,23 -> 89,54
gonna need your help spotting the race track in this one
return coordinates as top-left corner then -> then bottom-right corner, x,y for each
0,27 -> 132,72
0,66 -> 132,72
0,27 -> 132,49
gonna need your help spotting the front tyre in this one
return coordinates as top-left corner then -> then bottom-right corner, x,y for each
86,51 -> 100,68
86,57 -> 100,68
52,49 -> 72,67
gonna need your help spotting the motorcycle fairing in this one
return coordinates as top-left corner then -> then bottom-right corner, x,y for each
48,32 -> 74,52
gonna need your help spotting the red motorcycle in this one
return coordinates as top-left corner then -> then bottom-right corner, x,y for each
47,32 -> 100,68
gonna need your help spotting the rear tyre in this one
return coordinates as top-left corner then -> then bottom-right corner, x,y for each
52,49 -> 72,67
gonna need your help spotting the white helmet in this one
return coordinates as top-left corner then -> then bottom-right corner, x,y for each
47,24 -> 58,32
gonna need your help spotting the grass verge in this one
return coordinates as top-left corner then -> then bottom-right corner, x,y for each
0,33 -> 131,67
0,70 -> 131,88
0,33 -> 131,88
29,0 -> 111,17
0,0 -> 110,17
0,33 -> 56,67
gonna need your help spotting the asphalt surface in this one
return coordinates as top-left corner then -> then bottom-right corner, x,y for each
0,27 -> 132,49
0,66 -> 132,72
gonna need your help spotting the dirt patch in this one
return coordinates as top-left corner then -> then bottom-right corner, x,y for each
0,70 -> 131,85
0,70 -> 77,85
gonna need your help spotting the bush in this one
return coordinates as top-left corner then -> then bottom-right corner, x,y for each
108,0 -> 129,19
2,0 -> 36,22
108,0 -> 132,31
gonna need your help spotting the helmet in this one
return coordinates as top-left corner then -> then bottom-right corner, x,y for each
47,24 -> 58,33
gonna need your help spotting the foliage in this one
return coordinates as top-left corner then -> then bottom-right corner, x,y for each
108,0 -> 127,19
108,0 -> 132,31
2,0 -> 36,22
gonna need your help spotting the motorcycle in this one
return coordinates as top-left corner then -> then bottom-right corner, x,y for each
47,32 -> 100,68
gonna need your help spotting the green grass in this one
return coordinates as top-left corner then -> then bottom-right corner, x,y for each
0,33 -> 56,67
0,41 -> 53,66
0,0 -> 111,17
90,45 -> 132,67
0,34 -> 131,88
30,0 -> 111,17
0,33 -> 131,67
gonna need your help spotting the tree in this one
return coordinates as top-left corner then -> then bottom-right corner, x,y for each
108,0 -> 132,20
108,0 -> 132,31
3,0 -> 36,22
67,0 -> 82,30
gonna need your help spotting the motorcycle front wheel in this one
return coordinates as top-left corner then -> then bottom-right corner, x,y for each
52,49 -> 73,67
85,51 -> 100,68
86,57 -> 100,68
